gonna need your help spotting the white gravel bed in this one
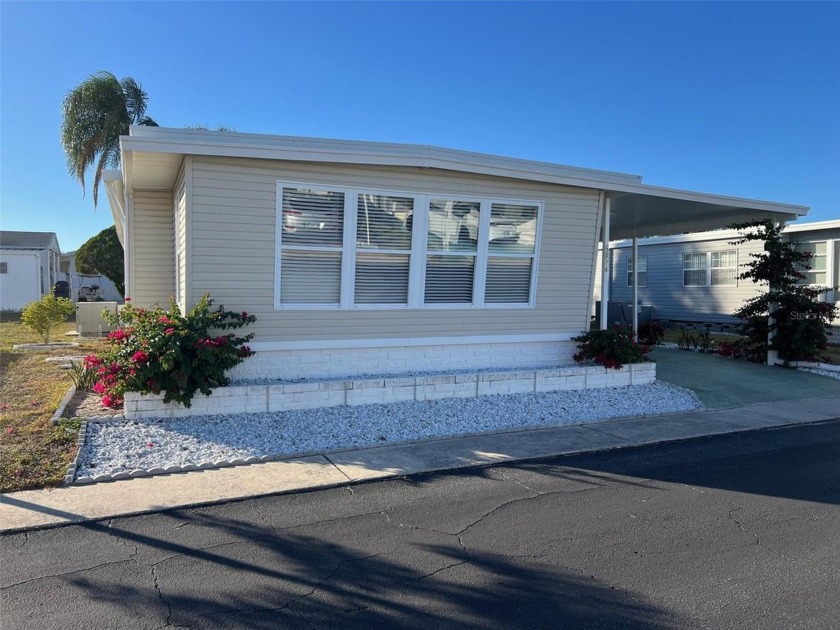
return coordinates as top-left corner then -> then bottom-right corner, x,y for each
75,382 -> 700,481
798,367 -> 840,381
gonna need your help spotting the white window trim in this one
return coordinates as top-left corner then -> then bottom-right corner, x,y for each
682,250 -> 738,287
275,181 -> 543,310
795,240 -> 830,288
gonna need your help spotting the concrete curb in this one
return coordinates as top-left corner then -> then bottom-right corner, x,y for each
63,421 -> 88,485
50,385 -> 77,425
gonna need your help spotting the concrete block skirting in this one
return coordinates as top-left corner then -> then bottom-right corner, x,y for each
123,362 -> 656,420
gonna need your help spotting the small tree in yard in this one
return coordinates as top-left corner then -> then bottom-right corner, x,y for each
730,220 -> 837,363
21,295 -> 76,344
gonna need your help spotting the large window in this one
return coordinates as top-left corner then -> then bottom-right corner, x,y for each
626,256 -> 647,288
683,250 -> 737,287
276,183 -> 543,308
795,241 -> 827,285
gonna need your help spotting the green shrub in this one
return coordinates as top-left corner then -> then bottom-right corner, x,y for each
638,320 -> 665,345
573,325 -> 652,370
87,294 -> 256,408
20,294 -> 75,343
67,360 -> 98,391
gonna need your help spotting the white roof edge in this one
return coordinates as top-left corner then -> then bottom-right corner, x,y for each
608,219 -> 839,248
784,218 -> 840,233
102,171 -> 126,246
607,183 -> 808,216
120,127 -> 807,220
122,126 -> 643,186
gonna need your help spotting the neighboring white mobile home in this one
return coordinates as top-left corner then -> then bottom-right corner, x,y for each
60,250 -> 123,303
0,231 -> 62,311
595,219 -> 840,326
103,127 -> 806,381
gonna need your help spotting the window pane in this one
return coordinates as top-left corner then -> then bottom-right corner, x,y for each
280,250 -> 341,304
711,251 -> 736,268
683,253 -> 706,270
488,203 -> 538,253
811,272 -> 828,284
486,257 -> 532,303
355,253 -> 409,304
425,254 -> 474,303
428,200 -> 480,252
281,187 -> 344,246
357,194 -> 413,250
711,269 -> 736,286
684,269 -> 706,286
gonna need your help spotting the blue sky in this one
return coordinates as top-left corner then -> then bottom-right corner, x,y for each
1,1 -> 838,252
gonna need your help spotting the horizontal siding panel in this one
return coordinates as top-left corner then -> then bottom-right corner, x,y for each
189,156 -> 599,342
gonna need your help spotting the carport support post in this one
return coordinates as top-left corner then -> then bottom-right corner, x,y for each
632,230 -> 639,341
600,198 -> 611,330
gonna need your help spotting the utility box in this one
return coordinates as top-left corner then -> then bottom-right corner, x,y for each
76,302 -> 121,337
594,301 -> 654,329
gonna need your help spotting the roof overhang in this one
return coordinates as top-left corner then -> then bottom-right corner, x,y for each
110,126 -> 808,239
102,170 -> 126,246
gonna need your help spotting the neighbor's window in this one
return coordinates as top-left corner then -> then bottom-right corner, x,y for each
626,256 -> 648,288
683,253 -> 707,287
355,193 -> 414,304
424,200 -> 480,304
279,186 -> 345,305
485,203 -> 539,303
796,241 -> 827,285
710,250 -> 737,286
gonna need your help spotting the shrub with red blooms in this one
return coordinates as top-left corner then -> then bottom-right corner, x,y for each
89,293 -> 256,408
572,325 -> 652,370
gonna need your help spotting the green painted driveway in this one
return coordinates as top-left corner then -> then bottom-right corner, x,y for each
652,348 -> 840,409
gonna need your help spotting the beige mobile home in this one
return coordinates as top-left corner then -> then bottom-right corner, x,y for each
103,127 -> 806,383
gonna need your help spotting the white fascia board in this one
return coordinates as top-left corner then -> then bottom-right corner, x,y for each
102,171 -> 126,245
784,219 -> 840,233
121,126 -> 643,188
607,183 -> 808,218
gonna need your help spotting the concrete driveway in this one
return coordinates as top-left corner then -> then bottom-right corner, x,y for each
652,347 -> 840,408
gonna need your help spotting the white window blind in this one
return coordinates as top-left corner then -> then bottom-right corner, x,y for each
355,194 -> 413,304
683,253 -> 707,286
485,203 -> 538,303
710,250 -> 737,286
627,256 -> 648,288
279,187 -> 345,305
425,200 -> 480,303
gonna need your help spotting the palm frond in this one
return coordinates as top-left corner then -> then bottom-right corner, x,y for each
61,71 -> 157,206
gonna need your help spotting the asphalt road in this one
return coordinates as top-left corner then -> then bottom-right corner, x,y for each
2,420 -> 839,630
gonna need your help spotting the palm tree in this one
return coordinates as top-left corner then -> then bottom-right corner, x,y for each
61,71 -> 158,206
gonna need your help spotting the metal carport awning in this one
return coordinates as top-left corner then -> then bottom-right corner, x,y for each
595,182 -> 807,337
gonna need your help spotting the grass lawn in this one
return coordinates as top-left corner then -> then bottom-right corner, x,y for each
0,318 -> 107,493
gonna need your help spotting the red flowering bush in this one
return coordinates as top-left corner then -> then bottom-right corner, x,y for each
572,325 -> 652,370
89,293 -> 256,408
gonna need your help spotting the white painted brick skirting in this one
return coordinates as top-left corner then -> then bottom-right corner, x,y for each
124,362 -> 656,419
228,340 -> 578,381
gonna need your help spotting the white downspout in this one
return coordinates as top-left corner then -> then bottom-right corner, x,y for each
632,230 -> 639,341
600,198 -> 611,330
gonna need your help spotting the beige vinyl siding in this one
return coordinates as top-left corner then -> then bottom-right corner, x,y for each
189,156 -> 600,343
131,191 -> 175,307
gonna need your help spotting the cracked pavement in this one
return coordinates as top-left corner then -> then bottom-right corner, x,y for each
2,420 -> 839,629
